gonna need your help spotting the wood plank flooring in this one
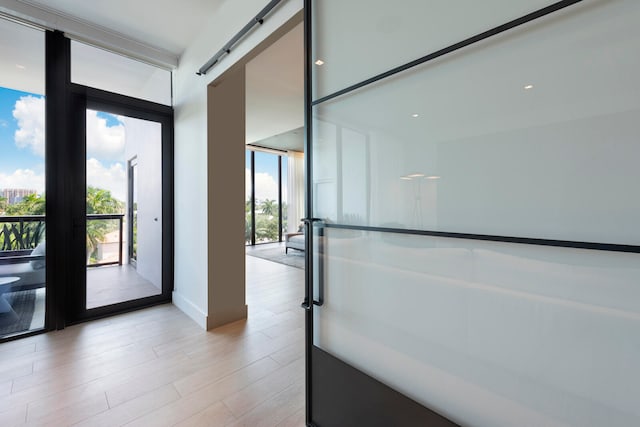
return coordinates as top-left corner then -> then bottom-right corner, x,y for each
0,256 -> 306,426
86,264 -> 161,309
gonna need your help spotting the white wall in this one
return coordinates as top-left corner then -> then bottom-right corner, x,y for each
172,0 -> 303,328
123,117 -> 163,289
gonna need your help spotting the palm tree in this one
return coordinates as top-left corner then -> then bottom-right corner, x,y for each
5,193 -> 45,215
86,186 -> 124,215
86,187 -> 124,261
260,199 -> 277,216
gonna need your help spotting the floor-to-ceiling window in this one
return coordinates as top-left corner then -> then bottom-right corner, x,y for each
245,147 -> 287,245
0,20 -> 173,341
0,17 -> 46,340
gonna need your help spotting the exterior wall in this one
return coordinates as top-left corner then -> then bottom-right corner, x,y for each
123,117 -> 163,289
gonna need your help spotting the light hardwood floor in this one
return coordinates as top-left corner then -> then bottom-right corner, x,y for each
86,265 -> 161,309
0,256 -> 306,426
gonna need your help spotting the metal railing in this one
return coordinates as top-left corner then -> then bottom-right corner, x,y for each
0,215 -> 45,251
0,214 -> 124,267
86,214 -> 124,267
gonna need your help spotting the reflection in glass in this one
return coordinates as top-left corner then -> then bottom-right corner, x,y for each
311,1 -> 640,426
312,0 -> 640,245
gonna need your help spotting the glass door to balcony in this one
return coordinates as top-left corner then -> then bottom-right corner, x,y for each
65,86 -> 172,323
84,108 -> 162,310
0,17 -> 46,340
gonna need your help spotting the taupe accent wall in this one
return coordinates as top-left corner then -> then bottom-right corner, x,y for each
207,67 -> 248,329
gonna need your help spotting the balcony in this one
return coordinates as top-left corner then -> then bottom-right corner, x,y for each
0,214 -> 126,267
0,214 -> 159,338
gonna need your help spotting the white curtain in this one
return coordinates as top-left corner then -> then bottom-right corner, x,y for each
287,151 -> 305,233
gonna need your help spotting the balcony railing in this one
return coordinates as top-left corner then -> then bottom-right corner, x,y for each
0,215 -> 45,251
86,214 -> 124,268
0,214 -> 124,267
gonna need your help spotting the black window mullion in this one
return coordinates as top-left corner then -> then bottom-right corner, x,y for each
278,155 -> 283,242
251,150 -> 256,246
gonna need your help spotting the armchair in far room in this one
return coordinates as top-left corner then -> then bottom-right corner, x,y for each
284,232 -> 305,254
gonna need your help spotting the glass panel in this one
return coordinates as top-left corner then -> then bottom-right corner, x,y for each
245,150 -> 253,245
0,17 -> 46,339
313,0 -> 640,245
86,110 -> 162,309
312,0 -> 556,99
128,158 -> 138,263
253,151 -> 280,244
71,40 -> 172,106
281,157 -> 288,237
286,152 -> 305,233
314,229 -> 640,426
311,1 -> 640,426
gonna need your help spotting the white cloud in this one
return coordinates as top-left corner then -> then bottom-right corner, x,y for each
86,158 -> 126,202
86,110 -> 125,160
0,161 -> 125,202
10,102 -> 125,161
0,169 -> 45,193
13,95 -> 45,157
246,168 -> 279,202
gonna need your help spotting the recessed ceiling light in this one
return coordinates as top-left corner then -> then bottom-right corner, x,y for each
407,173 -> 425,178
411,113 -> 419,118
314,59 -> 324,66
400,176 -> 412,180
524,84 -> 533,90
16,64 -> 25,69
425,175 -> 441,180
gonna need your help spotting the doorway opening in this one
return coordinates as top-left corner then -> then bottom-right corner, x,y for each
244,19 -> 305,271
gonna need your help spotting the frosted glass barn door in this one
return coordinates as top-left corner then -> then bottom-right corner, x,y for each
306,1 -> 640,426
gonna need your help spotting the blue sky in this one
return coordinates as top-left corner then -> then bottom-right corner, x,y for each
2,84 -> 285,203
1,85 -> 127,200
0,86 -> 44,175
97,111 -> 120,127
245,150 -> 287,202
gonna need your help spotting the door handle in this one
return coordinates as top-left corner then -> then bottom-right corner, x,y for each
300,218 -> 324,310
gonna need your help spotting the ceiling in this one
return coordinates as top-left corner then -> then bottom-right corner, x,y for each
246,22 -> 304,151
0,0 -> 304,151
11,0 -> 225,58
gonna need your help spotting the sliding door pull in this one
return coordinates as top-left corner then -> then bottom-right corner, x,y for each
300,218 -> 325,310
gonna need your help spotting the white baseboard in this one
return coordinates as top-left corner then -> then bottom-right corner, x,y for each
172,291 -> 207,330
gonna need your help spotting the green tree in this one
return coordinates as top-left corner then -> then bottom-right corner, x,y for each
5,193 -> 45,215
1,189 -> 124,255
85,187 -> 124,261
255,215 -> 278,242
260,199 -> 277,216
245,199 -> 253,244
1,194 -> 45,250
86,186 -> 125,215
0,196 -> 7,214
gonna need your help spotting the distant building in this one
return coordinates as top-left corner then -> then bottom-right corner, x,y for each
1,188 -> 37,205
